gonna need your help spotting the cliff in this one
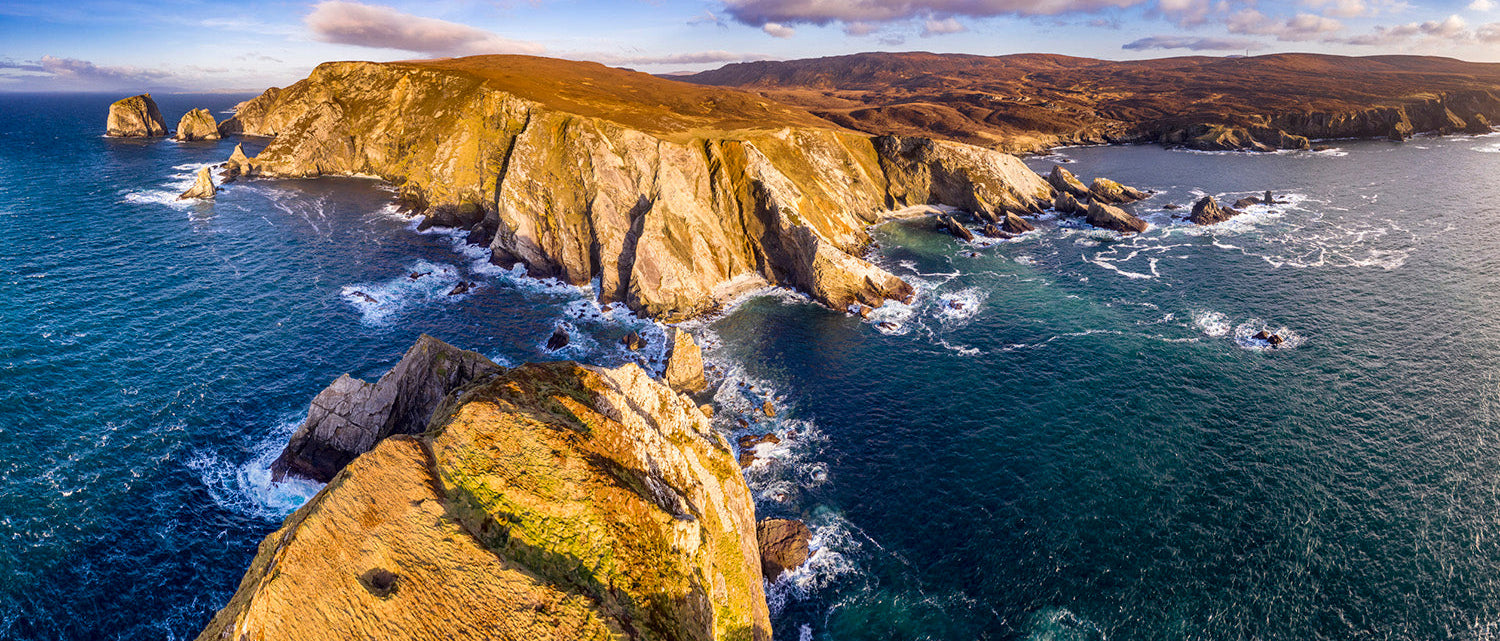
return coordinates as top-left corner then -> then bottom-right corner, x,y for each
685,52 -> 1500,153
199,340 -> 771,641
106,93 -> 168,137
220,55 -> 1055,320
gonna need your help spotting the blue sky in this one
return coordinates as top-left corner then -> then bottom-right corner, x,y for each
2,0 -> 1498,91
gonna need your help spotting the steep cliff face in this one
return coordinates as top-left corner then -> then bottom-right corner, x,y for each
221,56 -> 1055,320
200,355 -> 770,641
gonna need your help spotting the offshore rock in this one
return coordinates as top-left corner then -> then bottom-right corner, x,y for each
221,57 -> 1056,320
1088,177 -> 1148,204
756,519 -> 811,581
937,214 -> 975,242
174,108 -> 221,141
270,334 -> 501,482
105,94 -> 167,137
177,167 -> 217,200
1047,165 -> 1091,199
546,326 -> 570,351
1053,191 -> 1084,215
221,143 -> 255,182
1085,201 -> 1148,234
1000,212 -> 1034,234
1188,196 -> 1242,225
198,359 -> 771,641
665,329 -> 707,395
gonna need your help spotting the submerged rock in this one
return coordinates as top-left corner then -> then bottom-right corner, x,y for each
664,329 -> 707,394
1188,196 -> 1242,225
270,335 -> 501,482
1232,197 -> 1260,210
1253,330 -> 1286,346
446,281 -> 472,296
106,94 -> 167,137
200,356 -> 772,641
174,108 -> 221,141
1088,177 -> 1149,204
756,518 -> 812,581
177,167 -> 217,200
1085,201 -> 1148,234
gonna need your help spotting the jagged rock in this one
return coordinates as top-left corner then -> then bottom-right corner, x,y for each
1263,190 -> 1275,204
757,519 -> 812,581
621,330 -> 645,350
350,290 -> 377,303
1047,165 -> 1091,198
1232,197 -> 1260,209
200,359 -> 771,641
762,400 -> 776,417
1053,191 -> 1084,214
106,94 -> 167,137
546,326 -> 570,351
738,433 -> 782,449
174,108 -> 221,141
937,214 -> 974,242
222,59 -> 1057,320
177,167 -> 217,200
269,335 -> 502,482
1088,177 -> 1148,204
1466,113 -> 1493,134
221,143 -> 254,182
447,281 -> 472,296
1000,212 -> 1034,234
664,329 -> 707,394
1085,201 -> 1148,234
1188,196 -> 1242,225
1253,330 -> 1286,346
1162,203 -> 1181,210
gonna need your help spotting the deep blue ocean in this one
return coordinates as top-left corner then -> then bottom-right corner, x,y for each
6,93 -> 1500,641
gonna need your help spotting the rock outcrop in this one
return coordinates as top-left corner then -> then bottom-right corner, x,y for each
219,56 -> 1058,321
1053,191 -> 1084,214
1047,166 -> 1090,199
999,212 -> 1035,234
1085,201 -> 1148,234
221,143 -> 254,182
105,94 -> 167,137
174,108 -> 221,141
1088,177 -> 1148,204
177,167 -> 217,200
270,334 -> 502,482
1188,196 -> 1241,225
756,519 -> 811,581
665,329 -> 707,395
200,351 -> 771,641
937,214 -> 974,242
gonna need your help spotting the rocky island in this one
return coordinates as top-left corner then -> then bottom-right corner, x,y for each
105,93 -> 168,137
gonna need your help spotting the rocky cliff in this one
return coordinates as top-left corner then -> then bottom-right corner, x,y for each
106,94 -> 167,137
199,339 -> 770,641
220,55 -> 1056,320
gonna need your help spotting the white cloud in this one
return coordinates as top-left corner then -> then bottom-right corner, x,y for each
588,50 -> 775,66
722,0 -> 1148,27
761,21 -> 796,37
921,17 -> 968,36
1121,34 -> 1262,50
1340,14 -> 1473,44
305,1 -> 544,56
1227,8 -> 1344,40
1471,0 -> 1495,12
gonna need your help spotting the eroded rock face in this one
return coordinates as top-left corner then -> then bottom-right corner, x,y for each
174,108 -> 221,141
1085,201 -> 1148,234
200,359 -> 771,641
665,329 -> 707,395
756,519 -> 811,581
1188,196 -> 1241,225
177,167 -> 216,200
1053,191 -> 1084,214
1088,177 -> 1148,204
219,57 -> 1056,320
106,94 -> 167,137
270,334 -> 502,482
1047,165 -> 1090,199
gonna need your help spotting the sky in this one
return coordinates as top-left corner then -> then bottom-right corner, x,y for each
3,0 -> 1500,92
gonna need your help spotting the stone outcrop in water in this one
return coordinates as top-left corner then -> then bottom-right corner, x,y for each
220,143 -> 255,182
1085,201 -> 1148,234
1088,177 -> 1148,204
1188,196 -> 1241,225
665,329 -> 707,395
270,334 -> 502,482
177,167 -> 217,200
756,518 -> 811,581
219,56 -> 1061,321
1053,191 -> 1084,215
200,344 -> 771,641
1047,166 -> 1090,199
105,94 -> 167,137
173,108 -> 221,141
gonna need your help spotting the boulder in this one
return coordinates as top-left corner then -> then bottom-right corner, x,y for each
174,108 -> 221,141
1253,330 -> 1286,346
937,214 -> 975,242
1089,177 -> 1149,204
1053,191 -> 1084,214
1047,165 -> 1091,198
1188,196 -> 1242,225
1085,201 -> 1148,234
1000,212 -> 1035,234
664,328 -> 707,394
757,518 -> 812,581
105,94 -> 167,137
621,330 -> 645,350
446,281 -> 472,296
177,167 -> 217,200
546,326 -> 570,351
270,335 -> 502,482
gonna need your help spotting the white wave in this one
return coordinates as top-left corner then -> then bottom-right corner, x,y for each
1192,310 -> 1231,337
186,419 -> 323,520
764,509 -> 862,617
1232,319 -> 1305,350
932,287 -> 986,326
1024,607 -> 1106,641
341,260 -> 468,326
121,164 -> 215,208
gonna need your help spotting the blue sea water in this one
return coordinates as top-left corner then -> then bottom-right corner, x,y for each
6,93 -> 1500,641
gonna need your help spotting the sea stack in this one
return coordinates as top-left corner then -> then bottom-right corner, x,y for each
221,143 -> 253,181
664,329 -> 707,394
174,108 -> 221,141
1188,195 -> 1241,225
1085,201 -> 1149,234
105,94 -> 168,137
177,167 -> 217,200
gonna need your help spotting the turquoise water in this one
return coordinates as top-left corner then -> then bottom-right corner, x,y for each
6,93 -> 1500,640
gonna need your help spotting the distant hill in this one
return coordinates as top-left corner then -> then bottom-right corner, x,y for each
683,52 -> 1500,152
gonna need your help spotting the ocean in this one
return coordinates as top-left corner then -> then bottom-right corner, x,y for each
4,93 -> 1500,640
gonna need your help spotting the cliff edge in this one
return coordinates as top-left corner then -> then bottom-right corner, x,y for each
199,340 -> 770,641
220,55 -> 1056,320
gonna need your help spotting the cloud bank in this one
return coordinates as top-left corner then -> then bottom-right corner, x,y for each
305,1 -> 544,56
